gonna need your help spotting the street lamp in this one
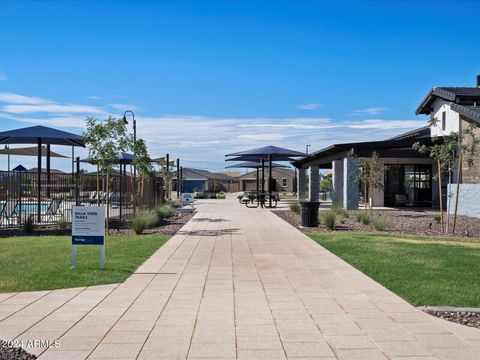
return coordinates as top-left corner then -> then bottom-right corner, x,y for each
122,110 -> 137,213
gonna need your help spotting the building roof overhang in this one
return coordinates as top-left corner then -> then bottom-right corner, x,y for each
292,136 -> 438,169
416,87 -> 480,115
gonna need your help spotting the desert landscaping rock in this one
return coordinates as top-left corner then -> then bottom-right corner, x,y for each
0,342 -> 36,360
275,208 -> 480,237
423,310 -> 480,329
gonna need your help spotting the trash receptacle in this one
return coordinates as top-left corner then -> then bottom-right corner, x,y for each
300,201 -> 320,227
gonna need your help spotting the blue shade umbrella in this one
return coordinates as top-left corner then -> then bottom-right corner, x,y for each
225,155 -> 296,162
225,145 -> 305,206
225,161 -> 288,169
225,145 -> 305,158
0,125 -> 84,146
80,151 -> 135,165
0,125 -> 85,222
12,164 -> 27,172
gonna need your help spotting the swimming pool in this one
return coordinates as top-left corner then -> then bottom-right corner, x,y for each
0,202 -> 50,215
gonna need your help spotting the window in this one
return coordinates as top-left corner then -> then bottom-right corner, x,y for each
442,111 -> 446,131
282,178 -> 288,187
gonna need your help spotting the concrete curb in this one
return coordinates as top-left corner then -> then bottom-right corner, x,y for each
419,306 -> 480,313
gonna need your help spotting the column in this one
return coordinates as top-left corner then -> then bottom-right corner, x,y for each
309,165 -> 320,202
343,157 -> 359,210
331,160 -> 344,205
297,168 -> 306,201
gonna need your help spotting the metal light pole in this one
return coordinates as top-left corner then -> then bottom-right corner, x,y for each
5,145 -> 10,172
122,110 -> 136,213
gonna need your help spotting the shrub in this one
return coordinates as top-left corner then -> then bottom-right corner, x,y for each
356,211 -> 371,225
58,217 -> 68,230
217,191 -> 226,199
321,210 -> 336,230
372,216 -> 389,231
155,205 -> 175,219
432,214 -> 441,224
331,202 -> 348,218
131,211 -> 159,235
290,202 -> 301,215
23,215 -> 35,234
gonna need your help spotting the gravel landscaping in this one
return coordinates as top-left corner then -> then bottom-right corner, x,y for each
0,210 -> 195,238
0,343 -> 36,360
275,208 -> 480,237
422,309 -> 480,329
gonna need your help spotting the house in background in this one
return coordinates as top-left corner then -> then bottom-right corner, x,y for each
416,76 -> 480,218
293,75 -> 480,217
238,168 -> 296,193
175,168 -> 239,193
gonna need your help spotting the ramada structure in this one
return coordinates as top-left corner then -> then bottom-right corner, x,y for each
293,75 -> 480,217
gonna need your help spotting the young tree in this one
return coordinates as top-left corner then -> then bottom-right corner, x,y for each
413,118 -> 479,234
132,138 -> 154,208
349,151 -> 384,210
83,117 -> 132,233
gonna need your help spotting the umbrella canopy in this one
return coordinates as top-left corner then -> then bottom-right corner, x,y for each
80,151 -> 135,164
226,145 -> 305,159
0,146 -> 68,158
225,155 -> 296,162
151,157 -> 176,167
12,164 -> 27,172
226,145 -> 304,207
0,125 -> 84,222
226,161 -> 288,169
0,125 -> 85,147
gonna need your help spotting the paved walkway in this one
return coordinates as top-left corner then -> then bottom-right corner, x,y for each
1,196 -> 480,359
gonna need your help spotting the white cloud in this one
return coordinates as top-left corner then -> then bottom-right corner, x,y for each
237,133 -> 285,141
0,73 -> 7,81
107,103 -> 139,112
87,95 -> 100,100
354,107 -> 388,115
2,103 -> 105,114
0,92 -> 53,105
0,91 -> 429,172
296,103 -> 322,110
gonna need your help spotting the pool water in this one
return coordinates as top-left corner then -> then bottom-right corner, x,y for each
1,202 -> 50,214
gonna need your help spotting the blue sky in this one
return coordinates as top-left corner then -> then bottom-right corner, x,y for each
1,0 -> 479,171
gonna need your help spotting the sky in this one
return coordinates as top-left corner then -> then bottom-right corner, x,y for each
1,0 -> 480,172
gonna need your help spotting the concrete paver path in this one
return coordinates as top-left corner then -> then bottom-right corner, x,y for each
1,196 -> 480,359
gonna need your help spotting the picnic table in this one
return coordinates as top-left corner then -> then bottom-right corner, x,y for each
237,191 -> 279,208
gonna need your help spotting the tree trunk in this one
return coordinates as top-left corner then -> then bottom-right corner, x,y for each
452,154 -> 462,235
446,169 -> 452,235
364,183 -> 368,211
141,173 -> 145,209
96,163 -> 100,206
437,160 -> 444,232
106,168 -> 110,235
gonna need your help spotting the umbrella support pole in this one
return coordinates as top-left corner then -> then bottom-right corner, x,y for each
37,138 -> 42,224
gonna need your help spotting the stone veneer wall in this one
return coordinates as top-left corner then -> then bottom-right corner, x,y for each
447,184 -> 480,218
460,116 -> 480,184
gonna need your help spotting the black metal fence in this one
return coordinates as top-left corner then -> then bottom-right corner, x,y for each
0,170 -> 164,229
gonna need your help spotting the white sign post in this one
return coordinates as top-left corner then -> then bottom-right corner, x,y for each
71,206 -> 105,270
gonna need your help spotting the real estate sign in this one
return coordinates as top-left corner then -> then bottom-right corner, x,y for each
72,206 -> 105,245
71,206 -> 105,269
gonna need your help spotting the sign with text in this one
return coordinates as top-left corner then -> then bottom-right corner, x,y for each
181,193 -> 194,203
72,206 -> 105,245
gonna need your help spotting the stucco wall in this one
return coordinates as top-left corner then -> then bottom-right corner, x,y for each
430,99 -> 460,137
447,184 -> 480,218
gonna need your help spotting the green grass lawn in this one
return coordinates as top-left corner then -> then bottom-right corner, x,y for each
309,232 -> 480,307
0,235 -> 170,293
